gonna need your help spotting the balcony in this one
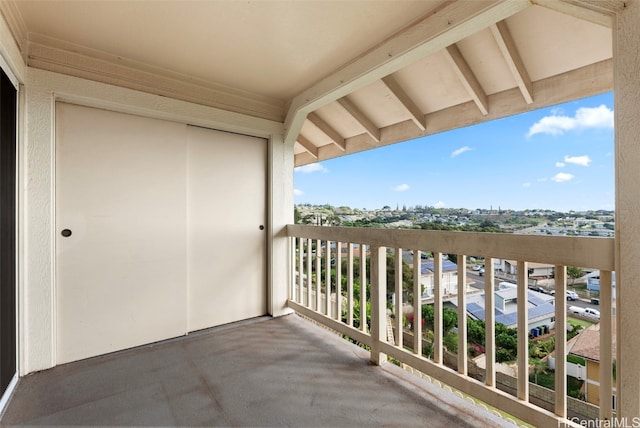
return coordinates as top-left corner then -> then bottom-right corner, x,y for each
1,314 -> 509,427
287,225 -> 615,427
0,225 -> 618,427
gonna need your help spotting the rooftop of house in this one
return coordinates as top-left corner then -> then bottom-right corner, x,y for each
420,259 -> 459,275
569,321 -> 617,363
466,289 -> 555,328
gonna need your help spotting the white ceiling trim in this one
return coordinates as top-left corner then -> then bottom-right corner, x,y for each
283,0 -> 532,144
532,0 -> 623,27
26,39 -> 286,122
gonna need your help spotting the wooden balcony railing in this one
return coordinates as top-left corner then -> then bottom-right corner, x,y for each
286,224 -> 615,427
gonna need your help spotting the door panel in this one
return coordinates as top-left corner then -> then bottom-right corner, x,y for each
187,126 -> 266,331
56,103 -> 187,364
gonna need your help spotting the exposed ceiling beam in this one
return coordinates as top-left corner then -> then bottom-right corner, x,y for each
490,21 -> 533,104
337,97 -> 381,143
442,44 -> 489,115
381,75 -> 426,131
284,0 -> 531,144
307,112 -> 346,151
296,134 -> 319,159
532,0 -> 624,28
295,152 -> 317,166
295,59 -> 612,167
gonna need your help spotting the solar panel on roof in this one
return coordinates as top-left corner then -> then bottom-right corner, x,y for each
420,260 -> 458,274
496,312 -> 517,327
466,302 -> 485,320
527,291 -> 551,306
528,303 -> 555,319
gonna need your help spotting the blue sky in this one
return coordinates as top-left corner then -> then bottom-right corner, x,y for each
294,92 -> 614,213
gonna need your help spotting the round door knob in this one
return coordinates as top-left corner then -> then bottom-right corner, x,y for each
259,225 -> 265,230
61,229 -> 72,237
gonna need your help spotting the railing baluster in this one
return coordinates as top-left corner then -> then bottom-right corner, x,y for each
554,265 -> 567,418
371,245 -> 387,365
599,270 -> 613,420
433,252 -> 443,364
316,239 -> 322,311
413,251 -> 422,357
347,243 -> 354,326
325,241 -> 331,316
485,257 -> 495,388
457,254 -> 467,375
285,225 -> 616,428
297,237 -> 303,304
336,242 -> 342,321
360,244 -> 367,333
306,238 -> 312,307
517,260 -> 529,402
395,247 -> 403,348
290,237 -> 294,301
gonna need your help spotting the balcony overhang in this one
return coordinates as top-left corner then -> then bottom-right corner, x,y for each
2,0 -> 620,165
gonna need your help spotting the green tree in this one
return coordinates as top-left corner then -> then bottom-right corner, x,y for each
294,207 -> 301,224
348,253 -> 416,303
467,318 -> 485,346
530,358 -> 548,385
567,266 -> 583,285
444,332 -> 458,353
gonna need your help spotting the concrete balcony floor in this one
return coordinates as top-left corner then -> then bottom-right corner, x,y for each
1,314 -> 511,427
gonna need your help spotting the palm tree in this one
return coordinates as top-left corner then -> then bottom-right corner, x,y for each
530,358 -> 548,385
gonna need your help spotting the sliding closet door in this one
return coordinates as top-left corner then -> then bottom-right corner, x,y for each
56,103 -> 187,364
187,126 -> 266,332
55,104 -> 268,365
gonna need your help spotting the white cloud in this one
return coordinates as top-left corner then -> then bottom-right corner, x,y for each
564,155 -> 591,167
293,188 -> 304,196
527,104 -> 613,137
451,146 -> 472,158
555,162 -> 565,168
522,182 -> 532,188
294,163 -> 328,173
434,201 -> 446,208
393,183 -> 410,192
551,172 -> 575,183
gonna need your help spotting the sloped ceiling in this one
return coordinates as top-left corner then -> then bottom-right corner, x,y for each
4,0 -> 619,166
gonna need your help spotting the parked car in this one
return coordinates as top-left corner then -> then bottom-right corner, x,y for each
566,290 -> 579,301
569,306 -> 600,319
472,265 -> 482,271
528,285 -> 547,294
478,268 -> 485,276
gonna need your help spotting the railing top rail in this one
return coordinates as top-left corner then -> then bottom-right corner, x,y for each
286,224 -> 615,271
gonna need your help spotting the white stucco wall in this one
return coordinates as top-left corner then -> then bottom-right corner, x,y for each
21,68 -> 291,374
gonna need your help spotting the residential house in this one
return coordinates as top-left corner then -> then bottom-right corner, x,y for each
587,270 -> 617,300
466,288 -> 555,332
0,1 -> 636,427
568,323 -> 617,409
420,259 -> 462,298
500,259 -> 555,278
